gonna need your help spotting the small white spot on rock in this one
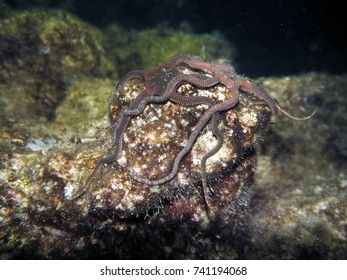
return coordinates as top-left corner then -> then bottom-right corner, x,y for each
117,155 -> 126,166
314,186 -> 323,195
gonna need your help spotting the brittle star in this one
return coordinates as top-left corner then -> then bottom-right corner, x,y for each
76,55 -> 317,211
128,56 -> 317,208
75,57 -> 222,199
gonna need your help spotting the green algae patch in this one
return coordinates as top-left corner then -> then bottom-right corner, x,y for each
134,28 -> 235,68
105,25 -> 235,73
54,78 -> 114,132
0,10 -> 116,120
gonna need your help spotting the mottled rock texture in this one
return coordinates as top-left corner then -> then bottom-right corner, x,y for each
249,74 -> 347,259
0,10 -> 116,121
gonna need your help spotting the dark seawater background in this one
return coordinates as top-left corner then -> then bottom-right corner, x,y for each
4,0 -> 346,78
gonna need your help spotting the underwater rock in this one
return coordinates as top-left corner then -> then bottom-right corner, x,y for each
104,25 -> 236,74
0,57 -> 347,259
249,73 -> 347,259
0,55 -> 272,258
77,56 -> 271,224
0,10 -> 116,120
54,77 -> 115,133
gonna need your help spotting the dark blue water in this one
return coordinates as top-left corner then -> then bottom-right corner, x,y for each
5,0 -> 346,77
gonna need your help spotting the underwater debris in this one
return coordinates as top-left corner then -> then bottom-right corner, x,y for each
26,137 -> 60,152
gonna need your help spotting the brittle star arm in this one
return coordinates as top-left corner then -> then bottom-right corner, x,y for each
72,70 -> 146,199
239,80 -> 318,119
129,93 -> 239,186
73,89 -> 152,199
176,57 -> 279,115
116,69 -> 145,93
274,101 -> 317,120
112,74 -> 220,164
175,57 -> 219,77
175,56 -> 236,80
169,92 -> 224,207
176,56 -> 317,119
121,74 -> 221,117
238,80 -> 278,115
109,73 -> 220,162
200,112 -> 223,208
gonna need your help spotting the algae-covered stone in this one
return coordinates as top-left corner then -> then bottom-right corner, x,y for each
54,77 -> 115,132
248,73 -> 347,259
0,10 -> 116,120
134,28 -> 235,68
105,25 -> 235,74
